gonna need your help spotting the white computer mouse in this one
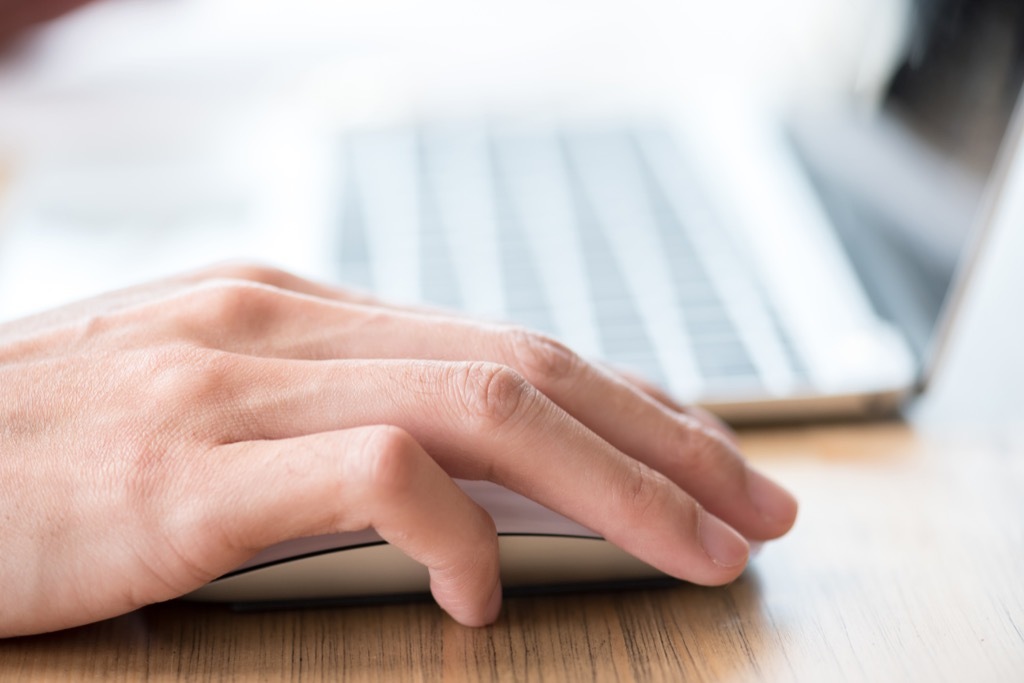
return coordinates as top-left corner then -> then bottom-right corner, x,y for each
185,480 -> 670,606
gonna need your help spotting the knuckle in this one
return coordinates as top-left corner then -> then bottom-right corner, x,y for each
117,357 -> 208,513
200,261 -> 290,288
160,346 -> 239,401
451,361 -> 532,430
505,327 -> 580,386
186,280 -> 281,332
105,349 -> 252,590
621,460 -> 671,520
143,346 -> 247,440
676,417 -> 740,479
472,502 -> 499,541
356,425 -> 420,497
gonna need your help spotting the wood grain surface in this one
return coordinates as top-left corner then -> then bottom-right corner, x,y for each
3,420 -> 1022,682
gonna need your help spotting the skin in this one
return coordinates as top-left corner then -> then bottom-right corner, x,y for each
0,263 -> 797,637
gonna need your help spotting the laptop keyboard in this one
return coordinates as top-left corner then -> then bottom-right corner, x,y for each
336,123 -> 808,402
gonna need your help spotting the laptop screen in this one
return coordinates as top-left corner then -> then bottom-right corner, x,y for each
790,0 -> 1024,381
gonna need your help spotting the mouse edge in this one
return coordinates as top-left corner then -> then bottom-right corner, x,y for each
184,535 -> 669,604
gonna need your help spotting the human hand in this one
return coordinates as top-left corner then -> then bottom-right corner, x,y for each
0,263 -> 797,637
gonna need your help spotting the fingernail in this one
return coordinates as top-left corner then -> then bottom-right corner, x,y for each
698,509 -> 749,568
747,468 -> 799,526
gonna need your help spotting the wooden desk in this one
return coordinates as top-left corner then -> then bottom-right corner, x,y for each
2,419 -> 1022,682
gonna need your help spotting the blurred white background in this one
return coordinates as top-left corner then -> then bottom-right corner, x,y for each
0,0 -> 910,319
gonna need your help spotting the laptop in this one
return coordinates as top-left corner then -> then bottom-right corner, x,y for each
322,18 -> 1024,424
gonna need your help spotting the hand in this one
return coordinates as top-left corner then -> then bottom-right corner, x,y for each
0,263 -> 797,636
